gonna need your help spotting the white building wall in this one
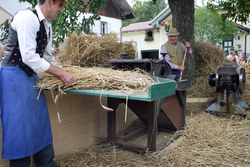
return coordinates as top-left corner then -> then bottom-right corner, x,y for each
0,8 -> 12,24
234,31 -> 250,58
80,13 -> 122,38
0,0 -> 31,38
122,26 -> 168,59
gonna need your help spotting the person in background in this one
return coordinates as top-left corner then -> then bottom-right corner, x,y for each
238,53 -> 246,67
247,56 -> 250,65
0,0 -> 76,166
160,27 -> 192,76
227,50 -> 239,65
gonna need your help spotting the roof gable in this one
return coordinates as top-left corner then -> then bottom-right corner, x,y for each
149,5 -> 171,27
122,21 -> 154,32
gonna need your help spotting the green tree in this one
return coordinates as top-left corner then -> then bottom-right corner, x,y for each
0,0 -> 107,46
207,0 -> 250,23
194,7 -> 237,45
123,0 -> 166,27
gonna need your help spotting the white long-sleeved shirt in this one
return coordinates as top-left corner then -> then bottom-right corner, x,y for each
11,5 -> 55,74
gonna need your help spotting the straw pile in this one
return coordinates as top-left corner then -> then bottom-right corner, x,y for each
37,66 -> 155,94
243,75 -> 250,102
188,41 -> 241,98
57,33 -> 136,67
247,66 -> 250,75
55,111 -> 250,167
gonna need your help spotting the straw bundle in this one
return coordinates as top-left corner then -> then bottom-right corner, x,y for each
188,41 -> 233,98
57,33 -> 136,67
37,66 -> 155,95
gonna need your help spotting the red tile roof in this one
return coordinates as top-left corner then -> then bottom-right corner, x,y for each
122,21 -> 154,32
232,22 -> 250,31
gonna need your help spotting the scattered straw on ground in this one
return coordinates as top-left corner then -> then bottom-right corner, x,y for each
57,33 -> 136,67
55,111 -> 250,167
37,66 -> 155,95
149,112 -> 250,167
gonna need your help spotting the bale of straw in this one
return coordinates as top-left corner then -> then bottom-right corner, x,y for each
188,41 -> 233,98
37,66 -> 155,95
57,33 -> 136,67
242,76 -> 250,102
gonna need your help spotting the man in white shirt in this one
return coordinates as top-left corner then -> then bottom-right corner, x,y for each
0,0 -> 76,166
226,50 -> 239,65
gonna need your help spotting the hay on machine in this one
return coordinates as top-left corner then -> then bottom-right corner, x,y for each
37,66 -> 155,95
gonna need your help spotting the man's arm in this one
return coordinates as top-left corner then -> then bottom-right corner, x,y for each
46,65 -> 77,86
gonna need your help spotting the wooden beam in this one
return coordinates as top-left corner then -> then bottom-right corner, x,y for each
186,98 -> 215,103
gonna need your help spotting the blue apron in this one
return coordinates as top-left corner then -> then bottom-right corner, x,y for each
0,65 -> 53,159
172,69 -> 181,78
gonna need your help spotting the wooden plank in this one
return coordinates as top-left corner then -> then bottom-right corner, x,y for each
186,98 -> 215,103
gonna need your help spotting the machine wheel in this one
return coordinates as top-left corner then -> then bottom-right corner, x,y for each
154,61 -> 172,78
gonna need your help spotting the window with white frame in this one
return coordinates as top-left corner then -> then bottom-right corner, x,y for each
100,21 -> 108,35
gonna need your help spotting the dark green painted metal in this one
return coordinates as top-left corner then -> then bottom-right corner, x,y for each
65,77 -> 176,102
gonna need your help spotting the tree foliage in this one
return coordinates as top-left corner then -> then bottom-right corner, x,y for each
0,20 -> 10,42
194,7 -> 237,45
0,0 -> 107,46
207,0 -> 250,23
123,0 -> 166,27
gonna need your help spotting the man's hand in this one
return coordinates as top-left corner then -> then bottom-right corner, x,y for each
46,65 -> 77,85
178,65 -> 185,71
185,42 -> 191,50
59,70 -> 77,86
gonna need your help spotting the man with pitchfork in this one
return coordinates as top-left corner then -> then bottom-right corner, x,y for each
160,27 -> 192,78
